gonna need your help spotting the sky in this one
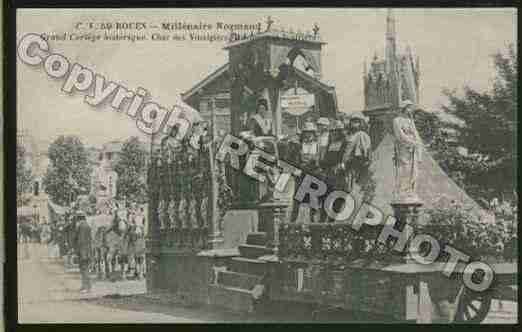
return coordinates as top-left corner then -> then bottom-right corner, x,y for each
16,8 -> 517,148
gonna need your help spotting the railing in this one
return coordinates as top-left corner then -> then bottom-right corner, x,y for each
147,143 -> 213,252
278,222 -> 397,264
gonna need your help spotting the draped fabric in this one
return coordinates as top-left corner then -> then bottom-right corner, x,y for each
248,114 -> 273,136
300,49 -> 320,74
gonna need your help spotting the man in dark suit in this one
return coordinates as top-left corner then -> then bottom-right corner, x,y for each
74,213 -> 92,292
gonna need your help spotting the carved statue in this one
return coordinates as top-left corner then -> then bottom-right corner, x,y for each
161,125 -> 183,163
265,16 -> 274,32
392,100 -> 423,203
167,200 -> 177,229
158,200 -> 165,230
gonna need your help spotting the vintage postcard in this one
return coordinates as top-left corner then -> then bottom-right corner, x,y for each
14,7 -> 517,324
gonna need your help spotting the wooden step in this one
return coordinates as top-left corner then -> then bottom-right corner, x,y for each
229,257 -> 268,276
216,270 -> 263,290
208,284 -> 254,313
238,244 -> 273,259
246,232 -> 267,246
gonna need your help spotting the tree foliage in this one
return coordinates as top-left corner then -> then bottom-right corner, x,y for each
43,135 -> 92,206
413,108 -> 442,145
17,144 -> 34,205
417,45 -> 517,203
114,136 -> 148,203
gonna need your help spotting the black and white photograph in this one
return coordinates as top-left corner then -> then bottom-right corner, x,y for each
11,7 -> 518,324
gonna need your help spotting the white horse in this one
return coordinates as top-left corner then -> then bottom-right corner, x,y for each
88,214 -> 112,279
105,216 -> 129,280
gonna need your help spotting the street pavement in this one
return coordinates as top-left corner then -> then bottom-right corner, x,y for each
17,242 -> 517,324
17,242 -> 164,323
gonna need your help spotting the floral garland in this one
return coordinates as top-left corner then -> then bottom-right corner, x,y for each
278,223 -> 398,266
419,205 -> 517,262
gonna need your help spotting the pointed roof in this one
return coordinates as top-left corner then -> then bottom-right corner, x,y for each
181,63 -> 230,101
385,8 -> 397,78
181,62 -> 339,113
350,134 -> 492,224
293,66 -> 336,93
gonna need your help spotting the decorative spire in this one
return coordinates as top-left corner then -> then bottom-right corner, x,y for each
363,60 -> 368,107
386,8 -> 396,40
385,8 -> 397,75
385,8 -> 400,107
265,16 -> 274,32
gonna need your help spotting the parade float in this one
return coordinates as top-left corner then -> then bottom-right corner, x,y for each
145,12 -> 517,323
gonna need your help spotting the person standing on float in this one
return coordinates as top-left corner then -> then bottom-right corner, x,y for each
341,113 -> 372,192
319,120 -> 347,222
316,117 -> 331,161
247,98 -> 273,137
241,99 -> 274,202
291,122 -> 321,223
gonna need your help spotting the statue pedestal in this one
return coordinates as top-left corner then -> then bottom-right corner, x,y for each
391,192 -> 423,206
207,234 -> 225,250
390,199 -> 423,264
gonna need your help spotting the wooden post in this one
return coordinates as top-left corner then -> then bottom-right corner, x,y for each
258,200 -> 290,258
275,86 -> 282,138
208,97 -> 224,249
294,81 -> 298,134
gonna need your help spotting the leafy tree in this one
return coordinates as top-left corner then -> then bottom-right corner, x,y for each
114,136 -> 148,204
43,136 -> 92,206
17,145 -> 34,205
415,45 -> 517,204
413,108 -> 443,145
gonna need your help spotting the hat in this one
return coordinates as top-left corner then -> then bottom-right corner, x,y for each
316,117 -> 330,126
302,122 -> 317,132
332,120 -> 345,130
257,98 -> 268,109
350,112 -> 367,122
239,131 -> 254,140
400,99 -> 415,109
